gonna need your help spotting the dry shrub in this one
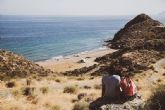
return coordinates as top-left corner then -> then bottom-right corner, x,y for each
51,105 -> 61,110
77,77 -> 85,80
145,85 -> 165,110
83,85 -> 91,89
55,79 -> 61,83
77,93 -> 87,100
89,77 -> 94,80
73,101 -> 89,110
72,99 -> 79,103
63,86 -> 78,94
40,86 -> 49,94
22,87 -> 35,96
94,84 -> 101,90
6,81 -> 15,88
26,78 -> 31,86
12,88 -> 20,97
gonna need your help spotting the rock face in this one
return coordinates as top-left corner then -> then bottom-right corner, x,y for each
108,14 -> 165,51
0,49 -> 53,80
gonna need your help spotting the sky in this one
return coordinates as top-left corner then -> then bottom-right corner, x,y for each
0,0 -> 165,16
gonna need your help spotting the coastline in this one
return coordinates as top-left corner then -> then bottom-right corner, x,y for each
36,47 -> 116,73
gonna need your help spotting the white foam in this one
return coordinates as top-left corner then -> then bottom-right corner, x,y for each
51,55 -> 63,60
38,46 -> 109,62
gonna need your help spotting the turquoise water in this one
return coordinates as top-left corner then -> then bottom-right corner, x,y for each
2,16 -> 162,61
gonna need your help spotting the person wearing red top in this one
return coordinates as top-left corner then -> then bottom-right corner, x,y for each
120,75 -> 137,101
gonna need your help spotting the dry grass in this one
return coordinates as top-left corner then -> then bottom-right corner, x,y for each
94,84 -> 101,90
0,76 -> 101,110
145,85 -> 165,110
73,101 -> 89,110
63,86 -> 78,94
55,79 -> 61,83
51,105 -> 61,110
40,86 -> 49,94
12,88 -> 20,97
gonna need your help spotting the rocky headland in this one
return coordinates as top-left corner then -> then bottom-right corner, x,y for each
63,14 -> 165,76
0,49 -> 54,80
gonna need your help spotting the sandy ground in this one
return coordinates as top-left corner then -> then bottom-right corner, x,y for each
0,50 -> 165,110
132,58 -> 165,100
0,76 -> 102,110
36,48 -> 116,73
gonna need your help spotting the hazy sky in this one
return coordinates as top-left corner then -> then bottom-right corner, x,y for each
0,0 -> 165,16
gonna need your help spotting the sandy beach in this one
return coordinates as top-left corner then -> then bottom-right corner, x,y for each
36,48 -> 116,73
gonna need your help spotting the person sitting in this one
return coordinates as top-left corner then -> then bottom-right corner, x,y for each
120,74 -> 137,101
102,74 -> 121,100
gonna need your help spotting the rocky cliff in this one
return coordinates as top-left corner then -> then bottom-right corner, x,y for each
0,49 -> 54,80
95,14 -> 165,75
107,14 -> 165,51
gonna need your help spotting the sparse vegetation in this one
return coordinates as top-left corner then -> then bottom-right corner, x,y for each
77,77 -> 85,80
55,79 -> 61,83
73,101 -> 89,110
145,85 -> 165,110
77,93 -> 87,100
26,78 -> 31,86
0,50 -> 53,80
40,86 -> 49,94
12,88 -> 20,97
22,87 -> 35,96
94,84 -> 101,90
83,85 -> 91,89
51,105 -> 61,110
6,81 -> 16,88
63,86 -> 78,94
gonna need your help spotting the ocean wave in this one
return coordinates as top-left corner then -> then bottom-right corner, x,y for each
51,55 -> 64,60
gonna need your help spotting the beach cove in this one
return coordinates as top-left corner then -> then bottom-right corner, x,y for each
36,47 -> 116,73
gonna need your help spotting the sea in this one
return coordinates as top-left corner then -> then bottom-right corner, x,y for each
0,15 -> 164,61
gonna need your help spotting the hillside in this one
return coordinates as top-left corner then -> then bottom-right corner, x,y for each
0,49 -> 54,80
0,14 -> 165,110
94,14 -> 165,75
107,14 -> 165,50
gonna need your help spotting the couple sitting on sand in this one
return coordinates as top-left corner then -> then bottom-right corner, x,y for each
102,68 -> 137,101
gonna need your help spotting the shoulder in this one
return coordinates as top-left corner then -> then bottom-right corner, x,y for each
112,75 -> 121,80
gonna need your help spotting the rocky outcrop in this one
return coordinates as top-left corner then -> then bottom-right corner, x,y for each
107,14 -> 165,50
64,14 -> 165,76
93,14 -> 165,76
0,49 -> 54,80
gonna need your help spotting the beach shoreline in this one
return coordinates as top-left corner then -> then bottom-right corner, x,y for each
36,47 -> 116,73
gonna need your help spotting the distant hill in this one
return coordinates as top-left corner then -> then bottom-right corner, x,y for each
107,13 -> 165,50
95,14 -> 165,75
0,49 -> 54,80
